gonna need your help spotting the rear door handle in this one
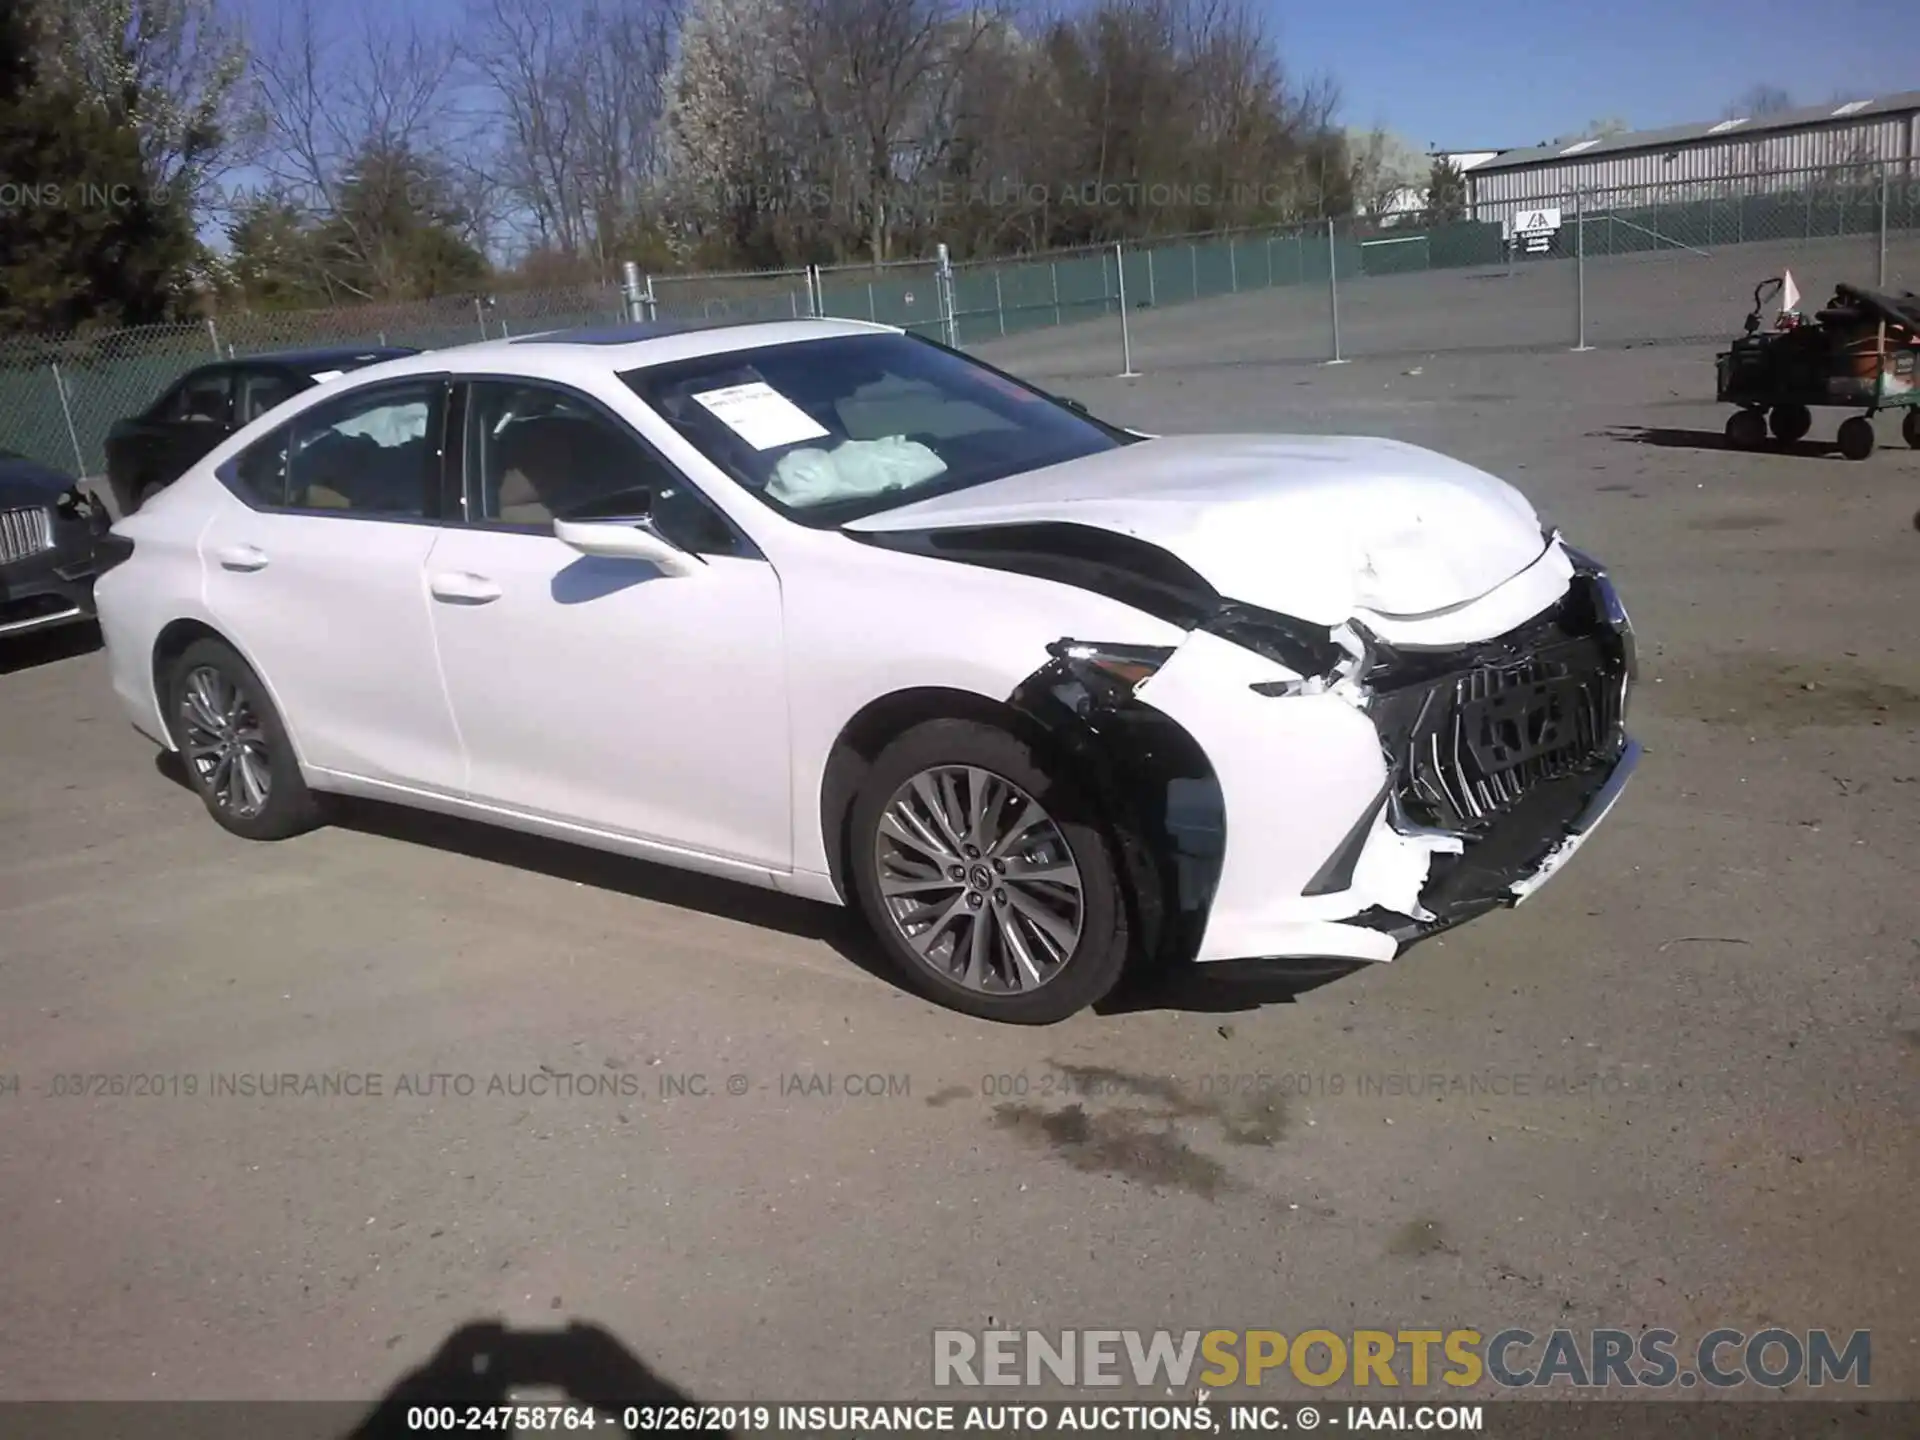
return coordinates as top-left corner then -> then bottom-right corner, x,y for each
429,571 -> 503,604
216,544 -> 269,572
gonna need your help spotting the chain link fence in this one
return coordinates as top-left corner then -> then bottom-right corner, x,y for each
4,161 -> 1915,476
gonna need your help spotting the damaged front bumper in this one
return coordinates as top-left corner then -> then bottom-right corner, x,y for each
1130,549 -> 1639,967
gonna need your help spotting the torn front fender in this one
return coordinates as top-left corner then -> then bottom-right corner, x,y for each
1130,630 -> 1451,964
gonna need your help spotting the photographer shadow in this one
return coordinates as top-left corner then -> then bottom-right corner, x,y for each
345,1320 -> 709,1438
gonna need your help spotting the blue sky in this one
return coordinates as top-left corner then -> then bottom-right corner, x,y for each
233,0 -> 1912,155
1273,0 -> 1910,150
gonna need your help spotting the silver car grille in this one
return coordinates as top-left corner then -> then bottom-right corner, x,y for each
0,505 -> 55,564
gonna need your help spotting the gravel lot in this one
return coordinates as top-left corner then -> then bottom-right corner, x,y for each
2,287 -> 1917,1407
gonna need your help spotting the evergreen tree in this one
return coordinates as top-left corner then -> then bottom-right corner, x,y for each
0,0 -> 196,332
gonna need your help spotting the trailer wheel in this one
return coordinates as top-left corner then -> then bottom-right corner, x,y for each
1768,403 -> 1811,444
1725,409 -> 1766,448
1903,410 -> 1920,450
1837,416 -> 1876,462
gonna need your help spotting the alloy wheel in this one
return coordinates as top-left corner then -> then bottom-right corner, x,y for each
873,765 -> 1085,994
178,665 -> 272,819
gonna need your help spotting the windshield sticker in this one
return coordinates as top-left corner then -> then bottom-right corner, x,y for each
691,381 -> 831,450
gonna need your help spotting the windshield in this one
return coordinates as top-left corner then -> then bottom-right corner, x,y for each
621,333 -> 1128,525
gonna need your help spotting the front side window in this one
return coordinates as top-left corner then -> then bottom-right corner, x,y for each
621,334 -> 1127,526
462,380 -> 746,556
227,379 -> 442,516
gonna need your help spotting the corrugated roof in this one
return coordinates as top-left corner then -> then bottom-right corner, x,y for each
1477,90 -> 1920,172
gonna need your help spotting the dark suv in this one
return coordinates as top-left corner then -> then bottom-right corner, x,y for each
104,346 -> 417,516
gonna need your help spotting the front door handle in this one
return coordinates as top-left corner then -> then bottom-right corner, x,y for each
429,571 -> 503,604
216,544 -> 269,572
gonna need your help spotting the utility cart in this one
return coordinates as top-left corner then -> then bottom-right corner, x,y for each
1717,278 -> 1920,460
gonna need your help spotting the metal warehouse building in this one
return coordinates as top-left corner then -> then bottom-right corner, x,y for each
1468,91 -> 1920,224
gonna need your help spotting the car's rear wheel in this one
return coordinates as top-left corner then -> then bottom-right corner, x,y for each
848,719 -> 1128,1024
164,638 -> 322,841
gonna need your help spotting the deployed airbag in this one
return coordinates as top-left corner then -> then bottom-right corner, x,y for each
769,437 -> 947,506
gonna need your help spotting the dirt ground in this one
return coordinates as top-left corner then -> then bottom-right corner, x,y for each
2,289 -> 1916,1406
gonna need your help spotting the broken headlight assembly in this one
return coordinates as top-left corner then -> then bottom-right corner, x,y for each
1044,639 -> 1176,713
1205,603 -> 1348,679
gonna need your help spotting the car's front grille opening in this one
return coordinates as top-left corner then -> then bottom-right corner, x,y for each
1402,644 -> 1621,831
1369,578 -> 1627,835
0,505 -> 55,564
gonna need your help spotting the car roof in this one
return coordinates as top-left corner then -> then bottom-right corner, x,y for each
329,318 -> 904,387
242,345 -> 420,370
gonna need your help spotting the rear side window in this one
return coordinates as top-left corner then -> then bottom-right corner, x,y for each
225,378 -> 445,517
232,426 -> 292,506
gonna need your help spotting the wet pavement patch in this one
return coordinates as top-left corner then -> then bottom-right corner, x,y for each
1388,1218 -> 1454,1258
986,1064 -> 1292,1198
1653,655 -> 1920,730
992,1102 -> 1233,1200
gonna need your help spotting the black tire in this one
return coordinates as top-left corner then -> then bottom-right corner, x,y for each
1903,409 -> 1920,450
1837,415 -> 1876,462
1768,403 -> 1811,443
847,718 -> 1129,1024
164,637 -> 323,841
1725,409 -> 1765,448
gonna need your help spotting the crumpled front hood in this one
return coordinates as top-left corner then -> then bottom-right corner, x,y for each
844,434 -> 1550,625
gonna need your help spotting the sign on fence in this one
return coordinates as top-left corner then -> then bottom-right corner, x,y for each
1505,207 -> 1563,253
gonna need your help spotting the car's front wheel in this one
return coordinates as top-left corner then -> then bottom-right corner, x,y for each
848,719 -> 1129,1024
164,637 -> 323,841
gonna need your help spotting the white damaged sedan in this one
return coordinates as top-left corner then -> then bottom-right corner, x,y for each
94,319 -> 1637,1022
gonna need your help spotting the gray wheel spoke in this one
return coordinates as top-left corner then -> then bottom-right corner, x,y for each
1001,858 -> 1079,886
963,908 -> 996,988
235,750 -> 270,811
971,773 -> 1010,851
181,665 -> 272,818
880,873 -> 964,898
909,772 -> 967,854
987,799 -> 1048,858
998,909 -> 1048,989
907,893 -> 972,957
879,808 -> 957,865
183,679 -> 223,733
874,763 -> 1084,996
1003,885 -> 1078,960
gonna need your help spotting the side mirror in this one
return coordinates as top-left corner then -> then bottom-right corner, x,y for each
553,515 -> 702,576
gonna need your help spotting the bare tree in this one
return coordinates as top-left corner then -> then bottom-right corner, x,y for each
777,0 -> 1007,262
468,0 -> 681,274
251,0 -> 478,299
35,0 -> 254,216
1727,84 -> 1794,118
